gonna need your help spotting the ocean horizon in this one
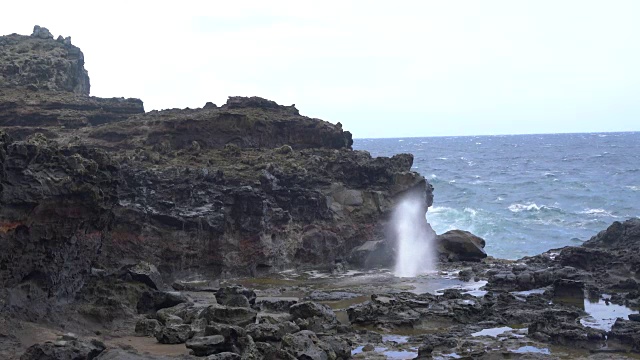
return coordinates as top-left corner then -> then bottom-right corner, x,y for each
354,131 -> 640,259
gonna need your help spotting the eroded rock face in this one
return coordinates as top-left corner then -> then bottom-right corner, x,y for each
0,27 -> 89,94
0,26 -> 433,323
0,131 -> 118,319
0,89 -> 144,135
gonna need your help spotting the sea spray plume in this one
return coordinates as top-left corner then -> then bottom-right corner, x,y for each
393,193 -> 437,277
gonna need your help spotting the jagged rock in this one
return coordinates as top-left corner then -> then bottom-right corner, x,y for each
186,335 -> 235,357
246,322 -> 300,342
128,262 -> 164,290
436,230 -> 487,261
320,335 -> 352,359
136,290 -> 188,314
290,302 -> 337,323
2,28 -> 89,94
20,339 -> 106,360
254,342 -> 297,360
205,323 -> 246,338
610,319 -> 640,351
217,286 -> 257,306
200,305 -> 258,327
205,353 -> 241,360
583,218 -> 640,248
203,102 -> 217,109
281,330 -> 336,360
95,349 -> 176,359
154,324 -> 195,344
134,318 -> 161,337
31,25 -> 53,39
528,309 -> 605,346
253,297 -> 298,312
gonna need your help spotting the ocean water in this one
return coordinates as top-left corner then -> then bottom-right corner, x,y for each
354,132 -> 640,259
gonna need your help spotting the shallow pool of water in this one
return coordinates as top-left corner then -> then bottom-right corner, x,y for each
471,326 -> 513,337
512,346 -> 551,355
581,297 -> 637,331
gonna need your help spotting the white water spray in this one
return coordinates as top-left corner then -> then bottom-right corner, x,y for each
393,195 -> 437,277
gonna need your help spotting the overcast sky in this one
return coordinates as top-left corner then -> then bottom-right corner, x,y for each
2,1 -> 639,138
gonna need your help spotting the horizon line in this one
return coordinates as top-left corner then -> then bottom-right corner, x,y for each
353,130 -> 639,140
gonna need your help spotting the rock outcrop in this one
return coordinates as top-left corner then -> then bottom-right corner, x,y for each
0,88 -> 144,136
0,27 -> 433,323
0,26 -> 89,94
86,96 -> 351,151
436,229 -> 488,261
0,131 -> 119,319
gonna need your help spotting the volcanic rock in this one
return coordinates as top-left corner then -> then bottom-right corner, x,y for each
436,229 -> 487,261
1,28 -> 89,94
154,324 -> 195,344
281,330 -> 336,360
20,338 -> 106,360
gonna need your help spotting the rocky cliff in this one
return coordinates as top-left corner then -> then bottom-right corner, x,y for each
0,27 -> 433,320
0,26 -> 89,94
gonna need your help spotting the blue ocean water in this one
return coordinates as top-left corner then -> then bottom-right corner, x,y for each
354,132 -> 640,259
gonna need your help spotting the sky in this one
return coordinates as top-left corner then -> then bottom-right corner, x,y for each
2,1 -> 639,138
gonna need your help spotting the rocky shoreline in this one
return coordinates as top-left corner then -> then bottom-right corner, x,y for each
1,26 -> 639,359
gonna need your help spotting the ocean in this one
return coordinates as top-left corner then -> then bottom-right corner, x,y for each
354,132 -> 640,260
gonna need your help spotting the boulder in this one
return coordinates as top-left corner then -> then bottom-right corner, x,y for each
186,335 -> 234,357
200,305 -> 258,327
204,323 -> 246,339
246,322 -> 300,342
217,286 -> 257,306
154,324 -> 194,344
290,302 -> 337,323
31,25 -> 53,40
136,290 -> 188,314
281,331 -> 336,360
20,339 -> 106,360
436,230 -> 487,261
134,318 -> 162,337
129,262 -> 164,290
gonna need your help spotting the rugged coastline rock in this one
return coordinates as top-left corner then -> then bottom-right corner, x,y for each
0,26 -> 89,94
0,27 -> 432,325
4,25 -> 640,360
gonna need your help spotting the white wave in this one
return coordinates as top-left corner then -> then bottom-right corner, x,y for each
448,180 -> 456,184
627,186 -> 640,191
463,208 -> 477,216
436,157 -> 448,160
429,174 -> 438,179
398,139 -> 404,142
428,206 -> 450,214
476,142 -> 482,145
508,203 -> 542,213
579,208 -> 616,217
